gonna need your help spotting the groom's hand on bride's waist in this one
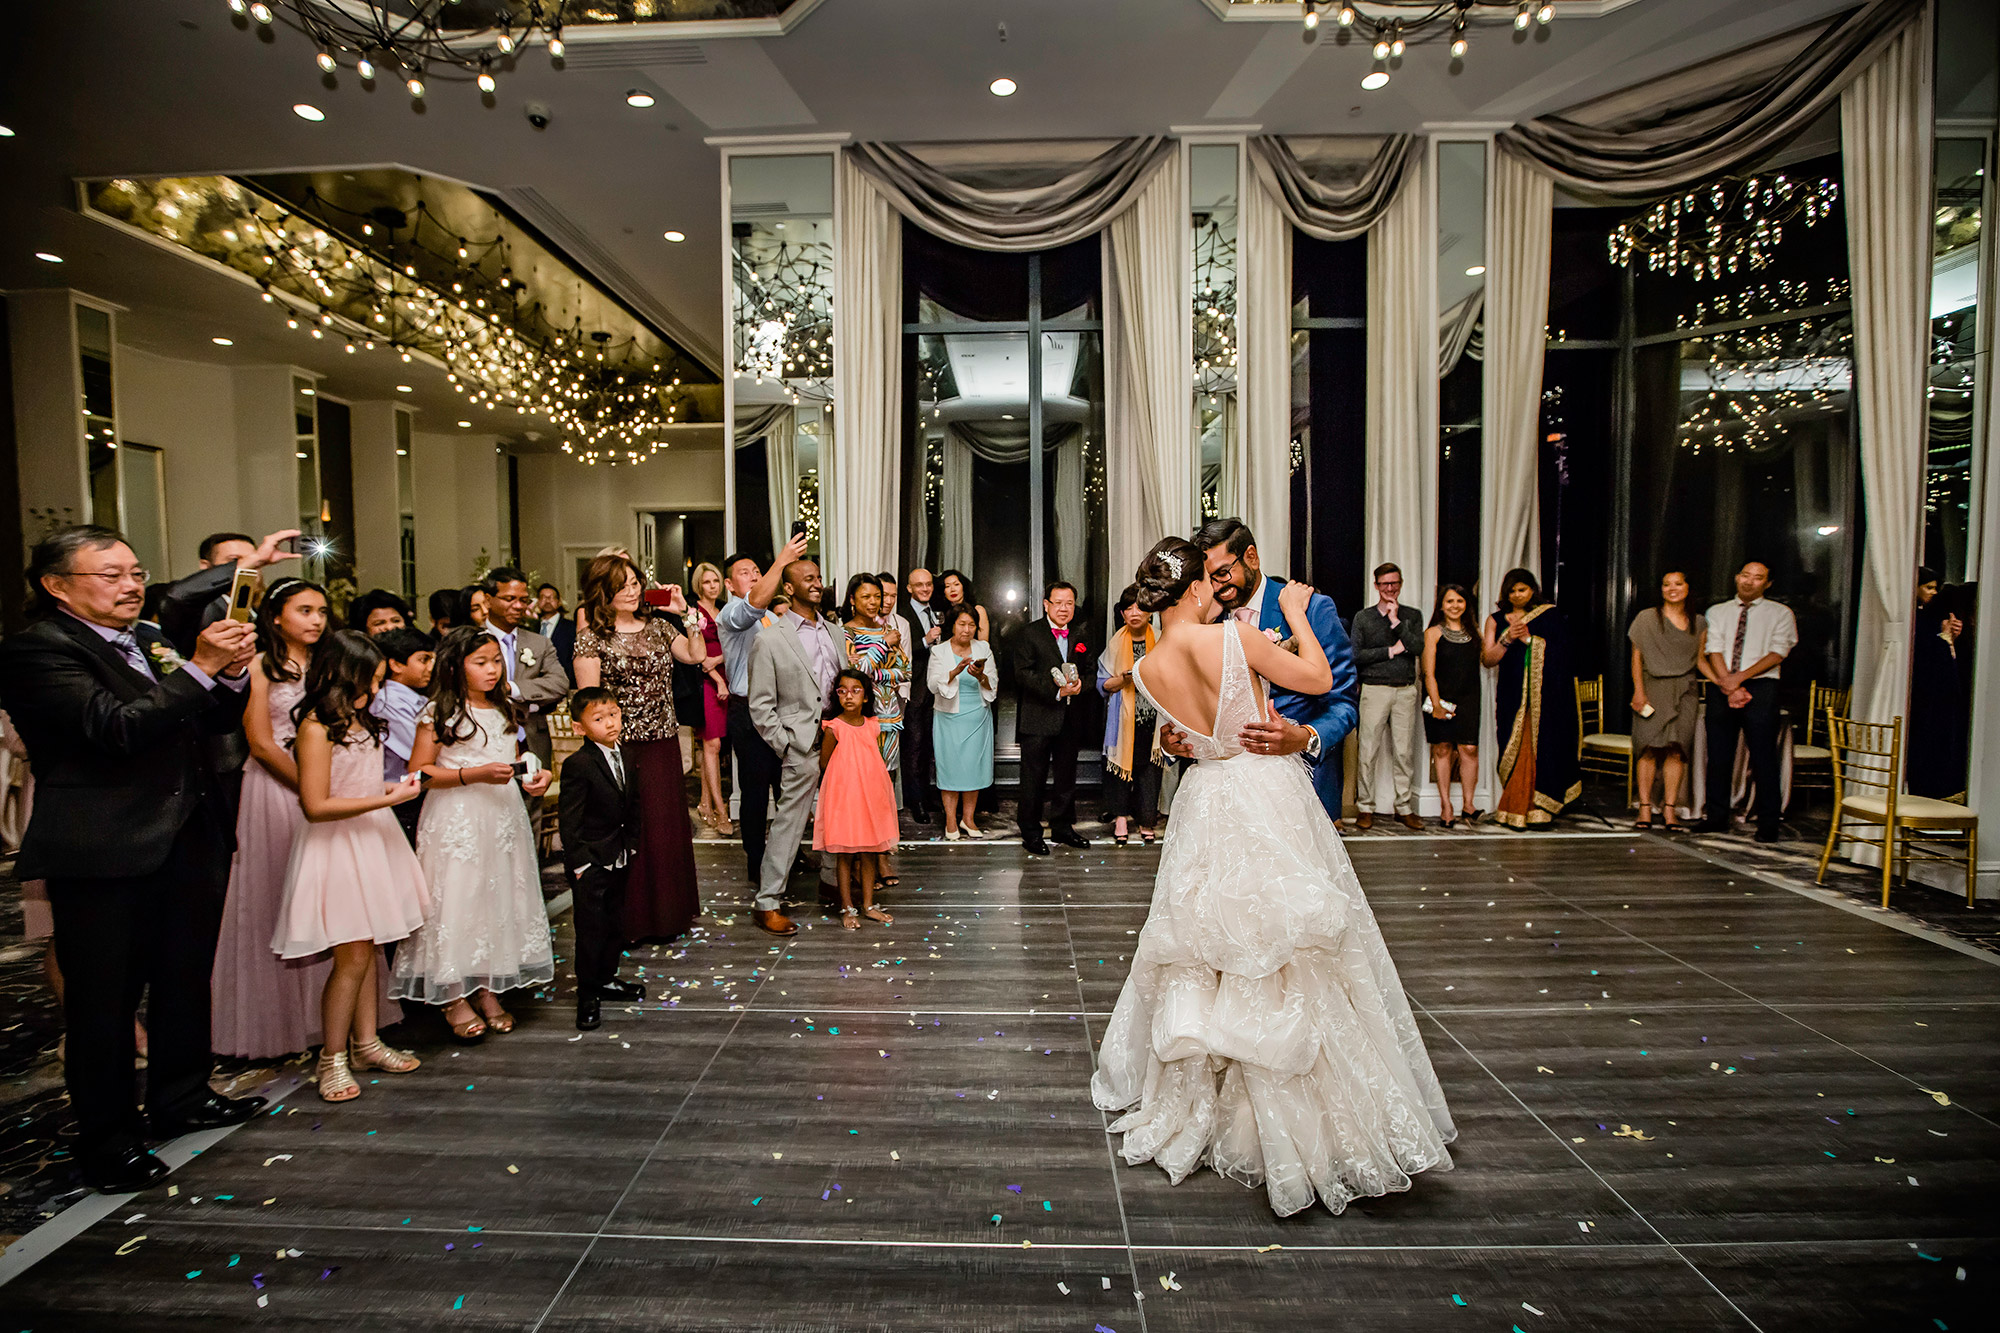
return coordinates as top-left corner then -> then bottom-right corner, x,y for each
1239,703 -> 1313,758
1158,723 -> 1195,761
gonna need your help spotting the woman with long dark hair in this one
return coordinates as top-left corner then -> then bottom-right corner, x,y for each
1421,584 -> 1481,828
1097,585 -> 1161,846
571,553 -> 708,942
1629,571 -> 1713,829
214,578 -> 346,1060
935,570 -> 989,642
1480,568 -> 1579,829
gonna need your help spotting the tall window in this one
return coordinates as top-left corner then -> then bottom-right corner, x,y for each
1926,135 -> 1988,581
1292,234 -> 1367,612
1436,141 -> 1486,594
1191,143 -> 1240,521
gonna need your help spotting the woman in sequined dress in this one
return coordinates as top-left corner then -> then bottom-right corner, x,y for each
571,554 -> 708,943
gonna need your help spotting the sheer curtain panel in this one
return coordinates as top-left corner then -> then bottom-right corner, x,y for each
1239,156 -> 1294,564
830,155 -> 903,582
1364,144 -> 1436,611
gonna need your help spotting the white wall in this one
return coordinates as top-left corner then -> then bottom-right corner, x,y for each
120,348 -> 241,578
411,429 -> 505,599
519,444 -> 727,599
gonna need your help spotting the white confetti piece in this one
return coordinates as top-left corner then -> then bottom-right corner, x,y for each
1102,1277 -> 1113,1290
890,1151 -> 900,1161
1523,1302 -> 1545,1316
262,1155 -> 293,1167
1057,1282 -> 1070,1295
258,1295 -> 269,1308
1908,1176 -> 1919,1186
1535,1065 -> 1554,1074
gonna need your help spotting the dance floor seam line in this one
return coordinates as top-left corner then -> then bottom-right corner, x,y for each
1414,1001 -> 1770,1333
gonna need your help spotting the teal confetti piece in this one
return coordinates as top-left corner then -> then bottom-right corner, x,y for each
228,1254 -> 240,1267
1451,1294 -> 1467,1306
829,1027 -> 839,1035
1043,1200 -> 1053,1211
465,1085 -> 475,1091
468,1225 -> 483,1232
751,1197 -> 762,1206
1825,1151 -> 1837,1158
186,1270 -> 202,1279
1919,1252 -> 1942,1261
453,1294 -> 466,1310
401,1218 -> 411,1225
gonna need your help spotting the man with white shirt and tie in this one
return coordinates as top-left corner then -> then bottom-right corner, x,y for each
897,568 -> 943,825
480,567 -> 571,776
559,687 -> 645,1030
1011,581 -> 1094,855
0,526 -> 272,1192
1700,561 -> 1798,842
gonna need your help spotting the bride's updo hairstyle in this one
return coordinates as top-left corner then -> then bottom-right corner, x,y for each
1134,538 -> 1205,614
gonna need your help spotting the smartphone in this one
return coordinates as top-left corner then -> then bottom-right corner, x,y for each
642,587 -> 674,608
226,567 -> 261,623
791,520 -> 809,540
511,758 -> 531,776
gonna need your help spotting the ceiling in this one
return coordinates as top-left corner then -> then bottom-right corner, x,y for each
5,0 -> 1989,442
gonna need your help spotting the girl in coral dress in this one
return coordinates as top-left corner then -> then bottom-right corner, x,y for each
275,631 -> 430,1103
814,669 -> 899,929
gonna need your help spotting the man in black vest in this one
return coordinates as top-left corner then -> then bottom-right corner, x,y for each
1011,581 -> 1094,856
0,526 -> 270,1193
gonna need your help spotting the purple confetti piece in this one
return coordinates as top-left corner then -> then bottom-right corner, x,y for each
252,1275 -> 265,1289
1007,1185 -> 1023,1194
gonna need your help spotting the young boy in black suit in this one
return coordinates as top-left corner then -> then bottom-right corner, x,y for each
558,687 -> 644,1031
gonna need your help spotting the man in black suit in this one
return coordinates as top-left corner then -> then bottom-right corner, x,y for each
1011,581 -> 1094,855
898,567 -> 943,824
559,687 -> 647,1031
0,526 -> 270,1193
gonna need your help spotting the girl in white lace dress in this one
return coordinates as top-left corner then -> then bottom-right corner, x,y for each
1091,538 -> 1457,1217
391,628 -> 554,1039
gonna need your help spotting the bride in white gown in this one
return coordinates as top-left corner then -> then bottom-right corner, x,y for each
1091,538 -> 1456,1217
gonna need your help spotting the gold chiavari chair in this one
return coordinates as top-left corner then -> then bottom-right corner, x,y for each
1575,675 -> 1634,808
1816,713 -> 1979,909
1789,680 -> 1849,806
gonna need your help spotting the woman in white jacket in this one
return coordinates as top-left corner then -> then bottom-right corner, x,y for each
927,607 -> 997,839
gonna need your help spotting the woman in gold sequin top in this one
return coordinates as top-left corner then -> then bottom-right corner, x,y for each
572,553 -> 707,943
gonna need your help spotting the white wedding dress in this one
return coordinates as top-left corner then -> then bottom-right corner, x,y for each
1091,624 -> 1457,1217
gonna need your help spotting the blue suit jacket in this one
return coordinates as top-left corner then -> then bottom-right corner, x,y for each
1257,576 -> 1358,823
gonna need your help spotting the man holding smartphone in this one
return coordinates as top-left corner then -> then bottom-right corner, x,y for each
480,567 -> 572,775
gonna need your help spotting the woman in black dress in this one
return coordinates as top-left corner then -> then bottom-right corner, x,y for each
1422,584 -> 1481,828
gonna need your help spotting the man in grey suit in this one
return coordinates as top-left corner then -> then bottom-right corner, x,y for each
746,559 -> 844,938
482,567 -> 571,772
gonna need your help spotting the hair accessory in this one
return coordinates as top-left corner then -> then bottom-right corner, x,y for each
1160,552 -> 1184,578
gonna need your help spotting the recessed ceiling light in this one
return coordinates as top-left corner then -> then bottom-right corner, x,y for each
1361,71 -> 1390,91
989,77 -> 1017,97
212,336 -> 235,346
1464,264 -> 1486,276
396,384 -> 413,393
0,125 -> 15,138
458,420 -> 472,427
34,252 -> 62,263
662,230 -> 686,243
625,89 -> 657,108
293,103 -> 325,122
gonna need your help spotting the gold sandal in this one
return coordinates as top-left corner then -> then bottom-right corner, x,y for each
349,1037 -> 421,1074
316,1050 -> 360,1103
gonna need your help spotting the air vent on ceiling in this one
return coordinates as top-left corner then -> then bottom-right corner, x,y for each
733,201 -> 792,215
498,185 -> 718,372
556,40 -> 708,71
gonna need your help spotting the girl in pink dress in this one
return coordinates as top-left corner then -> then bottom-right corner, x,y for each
213,578 -> 333,1060
814,670 -> 900,929
274,631 -> 430,1103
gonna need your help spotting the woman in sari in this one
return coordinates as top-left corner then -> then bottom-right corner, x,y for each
1480,568 -> 1579,829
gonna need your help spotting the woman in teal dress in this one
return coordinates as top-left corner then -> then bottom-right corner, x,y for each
926,607 -> 997,838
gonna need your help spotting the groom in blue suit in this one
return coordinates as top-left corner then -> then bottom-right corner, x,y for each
1175,517 -> 1359,828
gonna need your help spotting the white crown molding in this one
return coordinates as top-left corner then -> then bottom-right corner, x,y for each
1171,123 -> 1263,134
316,0 -> 831,46
1199,0 -> 1640,22
705,131 -> 852,148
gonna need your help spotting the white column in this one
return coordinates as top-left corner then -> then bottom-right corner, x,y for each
231,365 -> 308,540
348,401 -> 403,594
8,290 -> 90,543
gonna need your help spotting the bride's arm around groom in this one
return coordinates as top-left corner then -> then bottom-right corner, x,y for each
1241,575 -> 1358,821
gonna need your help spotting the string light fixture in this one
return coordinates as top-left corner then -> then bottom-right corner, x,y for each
1609,172 -> 1840,282
88,175 -> 702,466
1299,1 -> 1554,86
733,232 -> 834,402
226,0 -> 572,102
1193,217 -> 1238,396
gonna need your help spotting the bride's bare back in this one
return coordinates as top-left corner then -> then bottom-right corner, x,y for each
1136,622 -> 1254,741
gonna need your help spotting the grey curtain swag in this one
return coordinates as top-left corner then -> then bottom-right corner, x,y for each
1247,134 -> 1421,242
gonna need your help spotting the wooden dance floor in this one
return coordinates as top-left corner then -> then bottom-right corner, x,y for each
3,833 -> 1995,1330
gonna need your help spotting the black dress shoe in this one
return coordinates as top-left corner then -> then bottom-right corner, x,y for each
149,1093 -> 268,1137
577,995 -> 602,1031
1753,826 -> 1782,844
1054,830 -> 1090,849
1023,838 -> 1051,857
81,1147 -> 171,1195
594,978 -> 645,1002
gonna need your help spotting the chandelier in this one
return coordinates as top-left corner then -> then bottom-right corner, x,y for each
1609,173 -> 1841,282
1678,316 -> 1853,455
1193,219 -> 1238,395
224,1 -> 570,100
733,235 -> 833,401
88,175 -> 700,466
1300,2 -> 1557,85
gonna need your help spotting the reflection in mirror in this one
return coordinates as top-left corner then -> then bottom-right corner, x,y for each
1926,137 -> 1985,583
1436,141 -> 1486,593
1191,144 -> 1240,521
730,153 -> 834,563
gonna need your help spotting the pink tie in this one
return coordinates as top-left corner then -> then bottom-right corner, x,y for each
1233,608 -> 1257,625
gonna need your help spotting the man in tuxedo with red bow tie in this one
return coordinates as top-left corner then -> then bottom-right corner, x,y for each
1011,581 -> 1095,856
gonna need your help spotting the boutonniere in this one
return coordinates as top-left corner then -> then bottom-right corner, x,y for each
1261,628 -> 1300,655
1073,641 -> 1087,656
145,641 -> 188,676
519,647 -> 537,668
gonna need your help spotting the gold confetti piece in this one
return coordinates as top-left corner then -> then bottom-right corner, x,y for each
1922,1088 -> 1952,1107
890,1151 -> 901,1161
1915,1022 -> 1929,1027
1536,1065 -> 1554,1074
1874,1157 -> 1896,1164
262,1155 -> 293,1167
115,1235 -> 147,1256
1256,1244 -> 1283,1253
1628,1018 -> 1643,1026
1612,1124 -> 1655,1141
772,1153 -> 783,1160
1572,1137 -> 1586,1143
506,1165 -> 519,1175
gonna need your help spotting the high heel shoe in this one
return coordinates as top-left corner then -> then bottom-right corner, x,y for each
349,1037 -> 421,1074
316,1050 -> 360,1103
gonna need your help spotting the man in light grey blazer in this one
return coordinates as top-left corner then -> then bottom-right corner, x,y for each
746,559 -> 844,937
483,567 -> 572,772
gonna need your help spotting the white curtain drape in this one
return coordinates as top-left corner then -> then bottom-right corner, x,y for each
1364,143 -> 1436,610
766,410 -> 798,550
1842,7 -> 1935,730
1055,437 -> 1086,587
829,155 -> 903,584
1238,160 -> 1293,563
938,431 -> 975,578
1481,149 -> 1554,604
1104,153 -> 1194,597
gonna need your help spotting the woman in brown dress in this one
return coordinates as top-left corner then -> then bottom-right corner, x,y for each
1627,571 -> 1716,830
571,554 -> 709,942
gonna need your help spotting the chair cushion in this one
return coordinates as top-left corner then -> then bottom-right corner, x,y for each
1840,792 -> 1975,823
1792,744 -> 1831,760
1581,733 -> 1632,754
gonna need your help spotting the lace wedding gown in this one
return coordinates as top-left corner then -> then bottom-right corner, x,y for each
1091,624 -> 1457,1217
